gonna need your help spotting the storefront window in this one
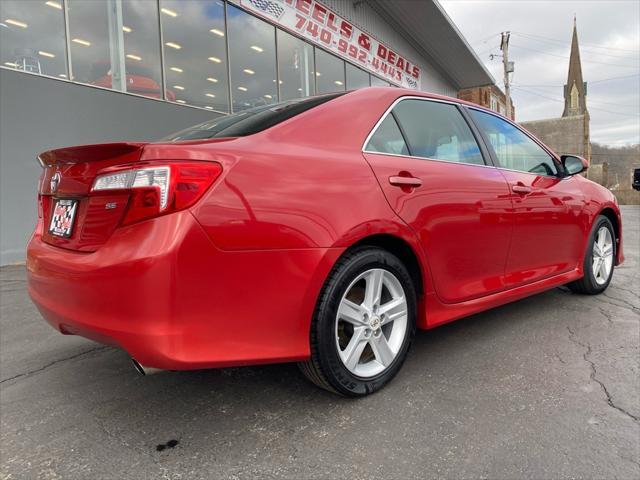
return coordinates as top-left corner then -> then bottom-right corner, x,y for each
370,75 -> 392,87
68,0 -> 162,99
1,0 -> 410,112
227,5 -> 277,111
0,0 -> 67,78
346,63 -> 369,90
277,29 -> 314,101
160,0 -> 229,112
314,49 -> 345,94
67,1 -> 111,86
122,1 -> 162,99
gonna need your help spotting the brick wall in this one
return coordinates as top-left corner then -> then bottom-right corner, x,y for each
458,84 -> 515,120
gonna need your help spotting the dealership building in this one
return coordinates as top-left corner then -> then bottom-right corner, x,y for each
0,0 -> 495,264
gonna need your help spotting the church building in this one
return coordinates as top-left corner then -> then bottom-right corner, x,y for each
520,19 -> 591,161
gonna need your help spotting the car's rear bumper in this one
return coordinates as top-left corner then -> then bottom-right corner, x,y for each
27,211 -> 343,370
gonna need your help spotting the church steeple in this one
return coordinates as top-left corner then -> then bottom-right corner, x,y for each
563,17 -> 588,117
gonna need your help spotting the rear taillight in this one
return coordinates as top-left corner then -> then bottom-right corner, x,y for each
91,161 -> 221,226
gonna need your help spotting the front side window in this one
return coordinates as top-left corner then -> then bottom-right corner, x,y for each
0,0 -> 67,78
469,109 -> 558,175
364,115 -> 409,156
392,99 -> 484,165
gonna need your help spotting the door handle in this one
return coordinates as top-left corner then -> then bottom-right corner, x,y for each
389,176 -> 422,188
511,184 -> 532,194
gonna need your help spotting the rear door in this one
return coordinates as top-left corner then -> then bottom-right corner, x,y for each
467,108 -> 586,286
363,98 -> 513,304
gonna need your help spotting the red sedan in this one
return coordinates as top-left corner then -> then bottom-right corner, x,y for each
27,88 -> 623,396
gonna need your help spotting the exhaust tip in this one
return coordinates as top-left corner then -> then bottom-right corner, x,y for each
131,358 -> 162,376
131,358 -> 146,375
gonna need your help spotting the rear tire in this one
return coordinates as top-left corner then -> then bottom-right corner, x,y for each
299,247 -> 417,397
567,215 -> 616,295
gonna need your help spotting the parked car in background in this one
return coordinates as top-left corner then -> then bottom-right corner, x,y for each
90,61 -> 176,101
27,87 -> 623,396
633,168 -> 640,191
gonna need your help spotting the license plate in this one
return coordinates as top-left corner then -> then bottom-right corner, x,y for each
49,199 -> 78,238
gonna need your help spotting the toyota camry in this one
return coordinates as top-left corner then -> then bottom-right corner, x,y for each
27,87 -> 623,396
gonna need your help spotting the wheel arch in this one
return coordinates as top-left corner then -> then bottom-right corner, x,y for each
598,206 -> 622,264
346,233 -> 425,300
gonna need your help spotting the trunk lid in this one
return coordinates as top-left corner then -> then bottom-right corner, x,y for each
39,143 -> 146,251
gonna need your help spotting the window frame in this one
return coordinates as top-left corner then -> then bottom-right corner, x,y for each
465,105 -> 564,178
362,96 -> 493,168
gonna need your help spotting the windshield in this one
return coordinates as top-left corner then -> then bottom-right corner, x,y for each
164,93 -> 346,142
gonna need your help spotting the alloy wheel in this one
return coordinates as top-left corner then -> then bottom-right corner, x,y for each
335,268 -> 408,378
592,226 -> 614,285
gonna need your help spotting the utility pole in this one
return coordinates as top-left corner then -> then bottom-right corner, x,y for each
500,31 -> 513,119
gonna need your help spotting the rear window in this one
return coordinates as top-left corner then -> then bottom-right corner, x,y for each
165,93 -> 346,141
365,114 -> 409,156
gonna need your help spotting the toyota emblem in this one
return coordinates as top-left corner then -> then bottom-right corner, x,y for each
50,172 -> 61,193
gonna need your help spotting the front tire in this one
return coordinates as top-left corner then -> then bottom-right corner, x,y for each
299,247 -> 417,397
568,215 -> 616,294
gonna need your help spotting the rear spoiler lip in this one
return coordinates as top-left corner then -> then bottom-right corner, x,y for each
37,142 -> 147,167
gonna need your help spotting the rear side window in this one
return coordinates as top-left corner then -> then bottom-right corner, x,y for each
364,115 -> 409,156
393,99 -> 485,165
165,93 -> 345,141
469,109 -> 558,176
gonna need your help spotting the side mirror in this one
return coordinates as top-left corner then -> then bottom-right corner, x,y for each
561,155 -> 588,176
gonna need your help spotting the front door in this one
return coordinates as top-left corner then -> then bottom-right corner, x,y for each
467,108 -> 587,286
363,98 -> 513,304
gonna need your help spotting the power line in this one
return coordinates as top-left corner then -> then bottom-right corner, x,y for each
513,86 -> 640,117
512,32 -> 640,60
585,106 -> 639,117
470,32 -> 501,47
514,74 -> 640,88
511,30 -> 640,54
511,43 -> 640,69
513,84 -> 565,88
511,86 -> 640,117
511,83 -> 639,108
583,98 -> 639,108
591,73 -> 640,84
589,153 -> 640,157
476,46 -> 499,57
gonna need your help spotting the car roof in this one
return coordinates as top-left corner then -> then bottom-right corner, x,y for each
349,86 -> 508,120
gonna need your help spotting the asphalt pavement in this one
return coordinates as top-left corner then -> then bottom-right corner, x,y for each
1,206 -> 638,479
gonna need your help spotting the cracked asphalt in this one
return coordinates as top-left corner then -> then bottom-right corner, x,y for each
1,206 -> 638,480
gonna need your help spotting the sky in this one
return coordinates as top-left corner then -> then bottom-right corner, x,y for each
439,0 -> 640,147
